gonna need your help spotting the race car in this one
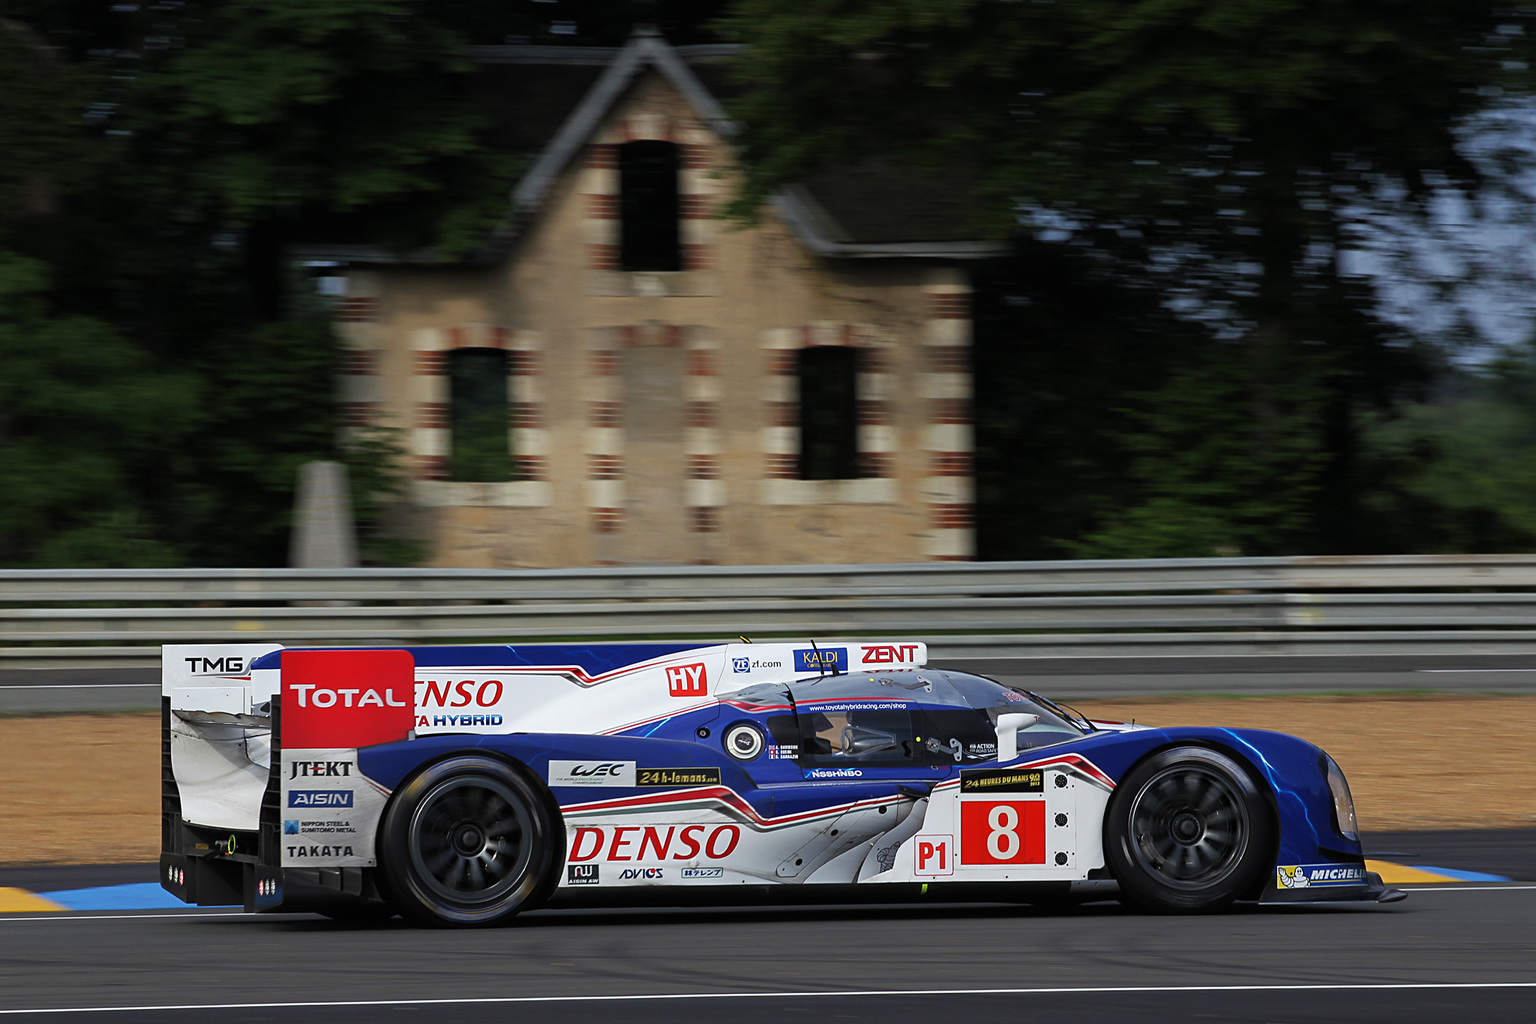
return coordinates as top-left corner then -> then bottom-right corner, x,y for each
159,640 -> 1400,926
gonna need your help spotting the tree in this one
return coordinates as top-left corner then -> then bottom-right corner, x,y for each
721,1 -> 1536,555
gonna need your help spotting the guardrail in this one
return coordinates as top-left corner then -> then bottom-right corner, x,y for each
8,555 -> 1536,668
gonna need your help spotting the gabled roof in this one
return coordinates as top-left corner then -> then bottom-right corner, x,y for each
296,30 -> 1007,266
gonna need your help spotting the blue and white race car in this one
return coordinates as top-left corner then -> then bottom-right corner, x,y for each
160,640 -> 1400,925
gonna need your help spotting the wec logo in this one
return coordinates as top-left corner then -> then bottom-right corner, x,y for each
548,760 -> 636,788
666,662 -> 708,697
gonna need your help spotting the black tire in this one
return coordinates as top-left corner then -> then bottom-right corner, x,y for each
378,756 -> 557,927
1104,746 -> 1272,913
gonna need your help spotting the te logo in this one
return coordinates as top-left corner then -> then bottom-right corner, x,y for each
666,662 -> 708,697
913,834 -> 954,877
862,644 -> 920,665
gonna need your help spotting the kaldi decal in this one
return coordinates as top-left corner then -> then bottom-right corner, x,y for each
666,662 -> 708,698
567,825 -> 742,862
281,649 -> 414,750
861,644 -> 921,665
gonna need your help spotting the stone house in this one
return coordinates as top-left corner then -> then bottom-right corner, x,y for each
300,30 -> 1004,567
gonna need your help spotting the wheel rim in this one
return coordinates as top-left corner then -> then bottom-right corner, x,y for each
1127,763 -> 1250,891
407,773 -> 534,907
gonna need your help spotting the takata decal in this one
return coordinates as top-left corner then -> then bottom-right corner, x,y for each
1277,864 -> 1367,888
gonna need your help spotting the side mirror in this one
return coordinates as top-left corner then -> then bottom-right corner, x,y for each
994,713 -> 1039,762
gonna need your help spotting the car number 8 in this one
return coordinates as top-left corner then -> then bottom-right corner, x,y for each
987,804 -> 1020,859
960,799 -> 1045,865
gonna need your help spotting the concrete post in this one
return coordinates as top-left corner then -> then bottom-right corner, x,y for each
290,461 -> 359,568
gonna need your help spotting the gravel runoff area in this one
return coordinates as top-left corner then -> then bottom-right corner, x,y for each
2,695 -> 1534,865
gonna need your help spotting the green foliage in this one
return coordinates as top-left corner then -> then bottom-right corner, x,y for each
0,253 -> 198,566
1358,345 -> 1536,552
341,426 -> 426,566
1069,341 -> 1331,558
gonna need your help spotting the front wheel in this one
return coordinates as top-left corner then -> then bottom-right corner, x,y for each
378,756 -> 557,927
1104,746 -> 1272,913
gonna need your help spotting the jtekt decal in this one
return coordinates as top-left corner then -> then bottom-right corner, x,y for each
289,760 -> 353,779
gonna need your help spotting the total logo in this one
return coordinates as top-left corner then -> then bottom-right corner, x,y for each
288,684 -> 406,709
568,824 -> 742,862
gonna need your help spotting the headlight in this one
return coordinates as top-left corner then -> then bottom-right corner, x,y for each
1320,754 -> 1358,841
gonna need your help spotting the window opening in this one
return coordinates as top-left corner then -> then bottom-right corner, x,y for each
448,348 -> 513,482
798,708 -> 918,766
619,140 -> 681,272
798,346 -> 860,480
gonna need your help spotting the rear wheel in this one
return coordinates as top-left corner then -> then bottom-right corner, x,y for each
1104,746 -> 1271,912
378,756 -> 556,927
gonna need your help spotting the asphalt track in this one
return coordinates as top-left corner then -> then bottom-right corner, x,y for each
0,884 -> 1532,1022
1,831 -> 1533,1023
10,652 -> 1536,713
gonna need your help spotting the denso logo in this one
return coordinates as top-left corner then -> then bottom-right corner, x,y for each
861,644 -> 921,665
568,825 -> 742,862
289,684 -> 406,708
289,760 -> 352,779
666,662 -> 708,697
417,679 -> 504,708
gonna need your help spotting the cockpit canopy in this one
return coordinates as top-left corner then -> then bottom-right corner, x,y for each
722,669 -> 1085,767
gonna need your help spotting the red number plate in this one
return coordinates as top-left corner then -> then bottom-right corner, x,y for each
960,799 -> 1046,865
